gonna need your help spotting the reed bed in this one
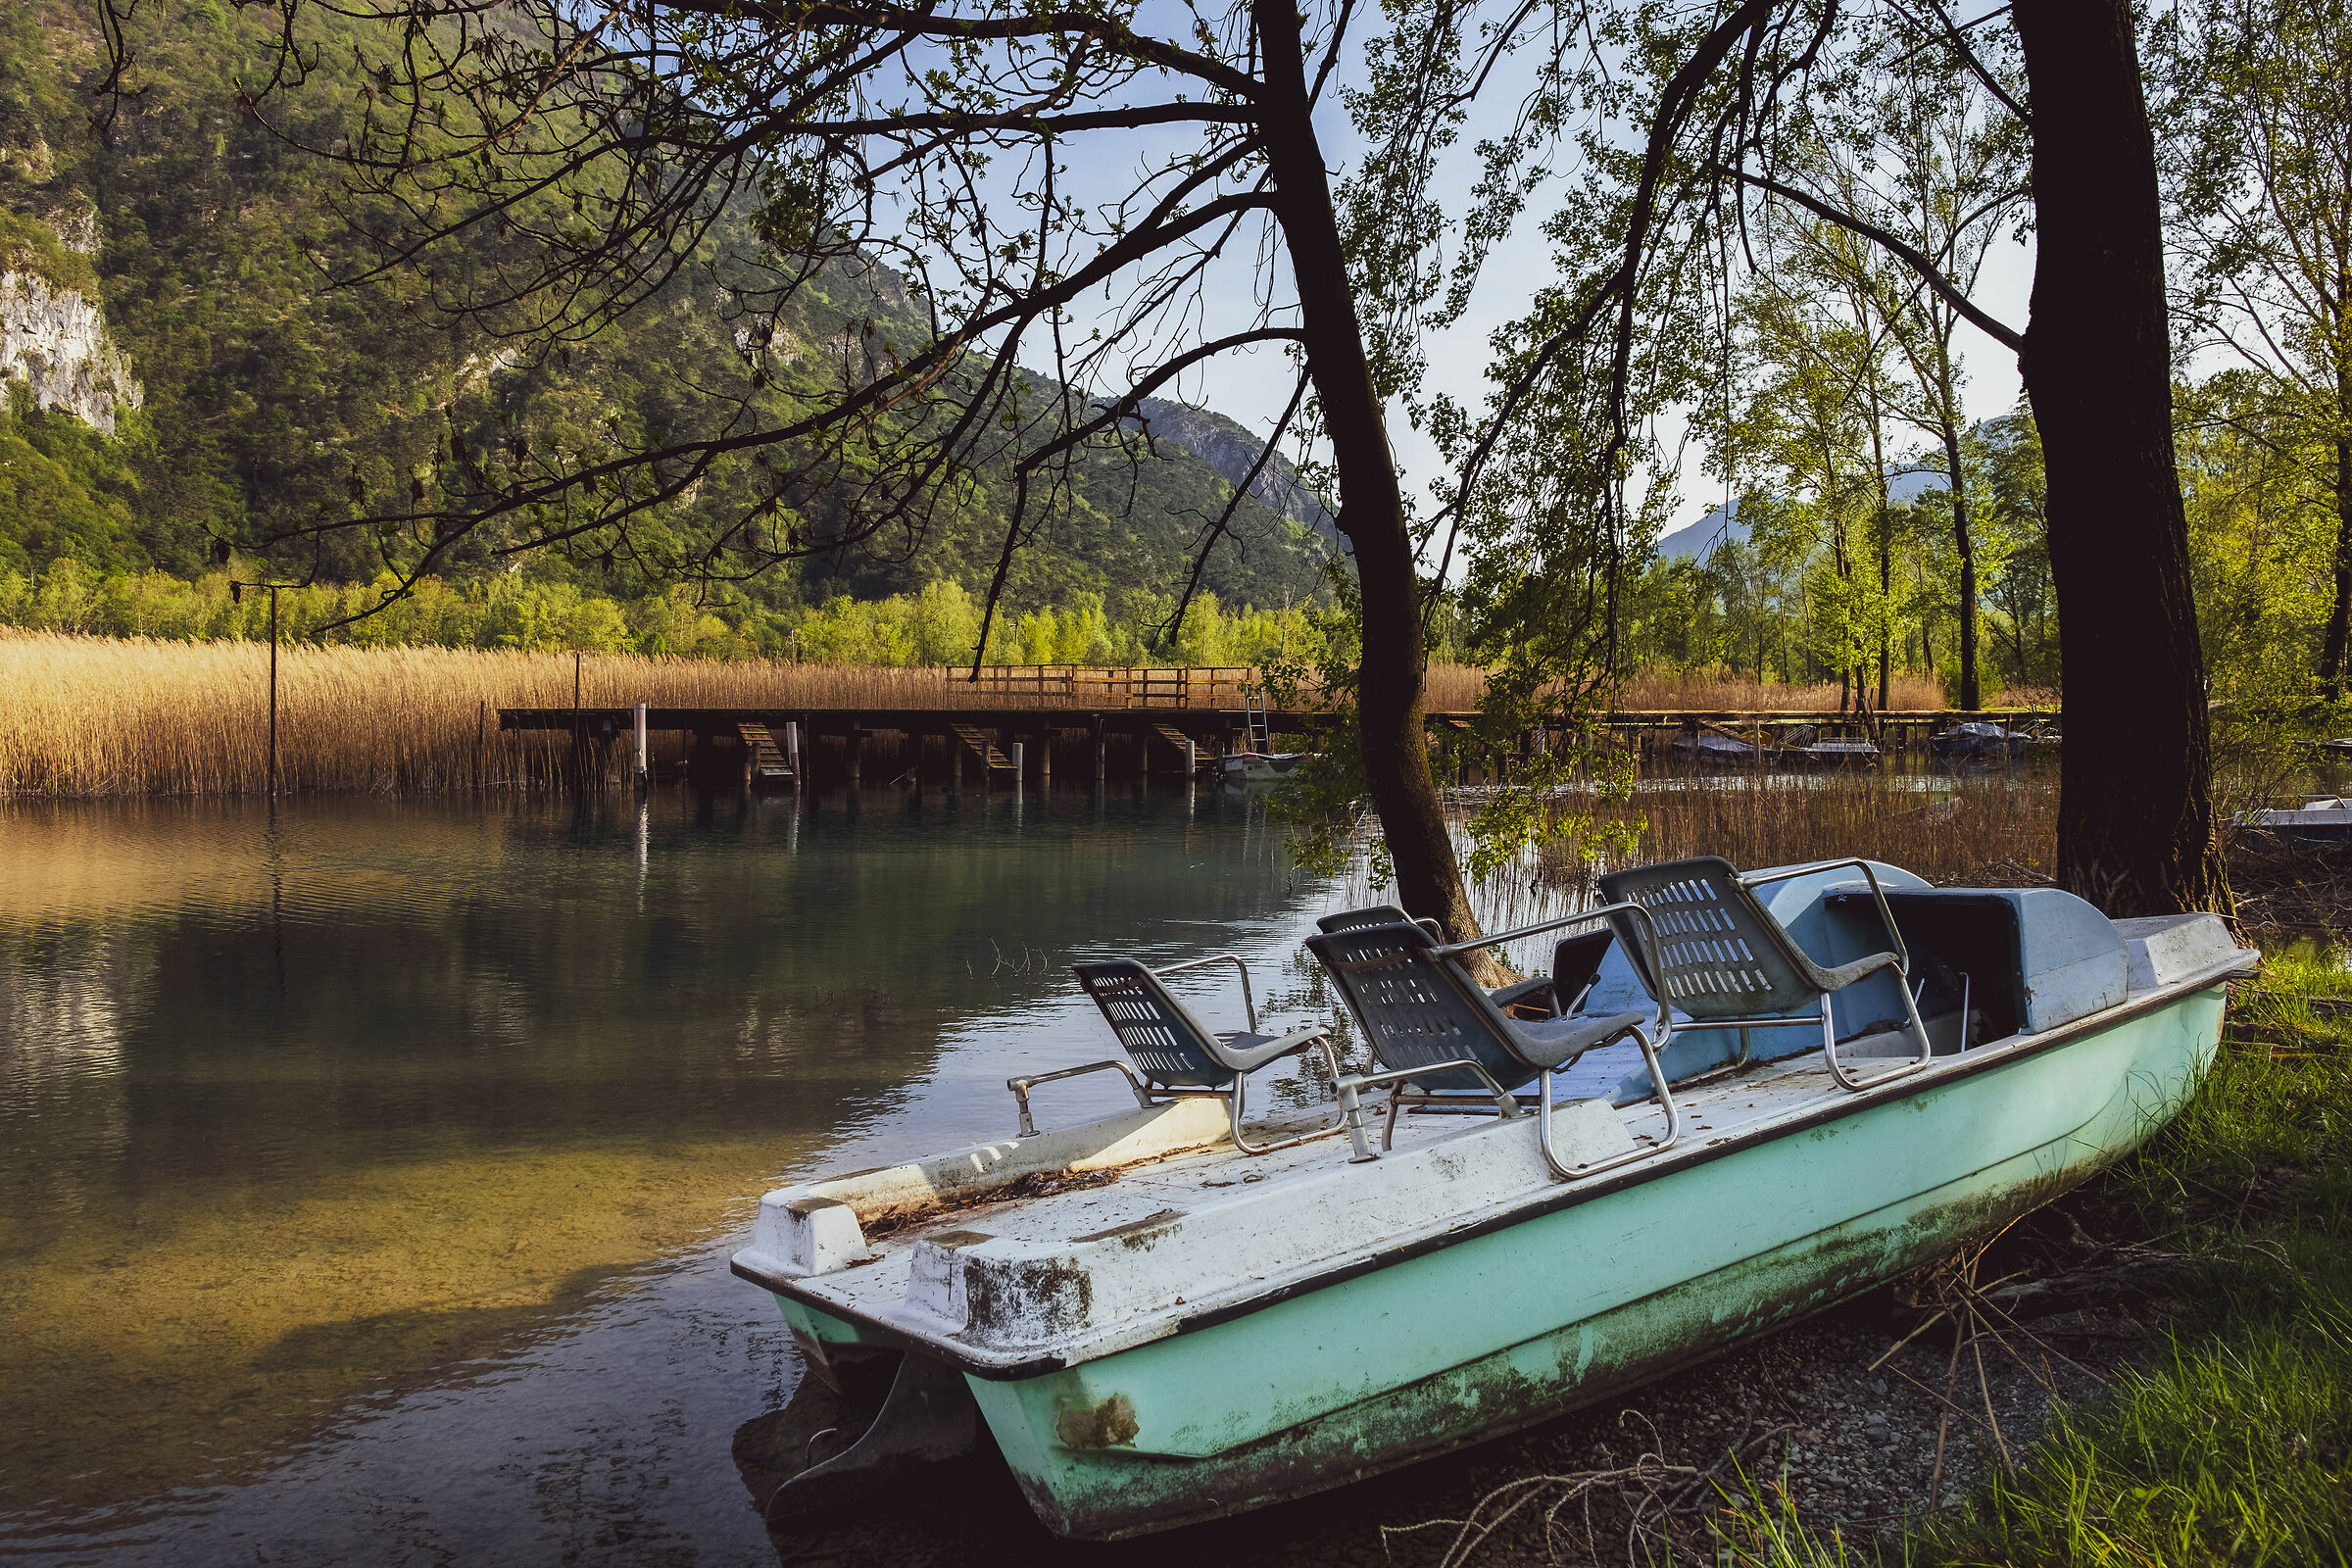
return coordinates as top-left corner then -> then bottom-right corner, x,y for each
0,629 -> 2048,798
1540,768 -> 2061,892
0,633 -> 1485,796
1607,670 -> 2019,711
0,633 -> 1026,796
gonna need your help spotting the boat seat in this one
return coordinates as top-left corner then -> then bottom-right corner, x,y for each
1594,855 -> 1933,1090
1550,927 -> 1614,1016
1316,904 -> 1560,1016
1307,920 -> 1648,1090
1004,956 -> 1346,1155
1304,913 -> 1682,1176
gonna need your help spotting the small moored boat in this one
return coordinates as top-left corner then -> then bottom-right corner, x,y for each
2239,795 -> 2352,844
1220,750 -> 1309,785
731,856 -> 2253,1540
1930,720 -> 2029,759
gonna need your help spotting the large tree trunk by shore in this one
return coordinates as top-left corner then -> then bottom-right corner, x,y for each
2323,425 -> 2352,700
2014,0 -> 2226,915
1941,420 -> 1982,710
1254,0 -> 1483,951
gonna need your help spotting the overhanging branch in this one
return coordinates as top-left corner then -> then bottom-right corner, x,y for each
1715,164 -> 2027,354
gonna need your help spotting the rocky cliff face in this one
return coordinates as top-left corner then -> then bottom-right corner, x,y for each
1134,396 -> 1337,540
1,270 -> 142,435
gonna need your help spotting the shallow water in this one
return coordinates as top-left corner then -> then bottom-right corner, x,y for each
0,785 -> 1343,1566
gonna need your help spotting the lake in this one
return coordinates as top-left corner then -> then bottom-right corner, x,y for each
0,784 -> 1362,1566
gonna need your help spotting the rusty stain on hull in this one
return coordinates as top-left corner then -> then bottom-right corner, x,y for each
1055,1393 -> 1141,1449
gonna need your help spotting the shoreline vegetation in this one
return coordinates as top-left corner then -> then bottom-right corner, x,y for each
1696,950 -> 2352,1568
0,630 -> 2028,799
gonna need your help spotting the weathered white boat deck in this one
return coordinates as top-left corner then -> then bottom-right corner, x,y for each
762,1046 -> 1846,1340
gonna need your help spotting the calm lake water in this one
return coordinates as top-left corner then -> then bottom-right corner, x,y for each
0,785 -> 1355,1566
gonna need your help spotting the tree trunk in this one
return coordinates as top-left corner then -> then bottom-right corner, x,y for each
1253,0 -> 1482,948
2322,424 -> 2352,700
1941,420 -> 1982,710
1870,401 -> 1892,711
2014,0 -> 2225,915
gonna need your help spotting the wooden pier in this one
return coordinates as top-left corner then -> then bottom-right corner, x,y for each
499,701 -> 2054,790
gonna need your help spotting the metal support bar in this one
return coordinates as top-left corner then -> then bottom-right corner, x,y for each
1150,953 -> 1258,1031
1005,1058 -> 1153,1137
1822,975 -> 1936,1091
1225,1037 -> 1351,1155
1332,1056 -> 1521,1162
1538,1023 -> 1683,1182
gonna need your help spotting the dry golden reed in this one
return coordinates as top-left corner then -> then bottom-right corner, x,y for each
0,633 -> 1096,796
1610,670 -> 1978,711
1543,770 -> 2060,892
0,631 -> 2037,798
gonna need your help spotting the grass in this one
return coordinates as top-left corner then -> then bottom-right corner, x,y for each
1701,952 -> 2352,1568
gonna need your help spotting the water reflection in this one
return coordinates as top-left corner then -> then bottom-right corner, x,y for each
0,786 -> 1323,1564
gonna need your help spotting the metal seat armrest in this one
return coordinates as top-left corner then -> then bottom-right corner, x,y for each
1429,902 -> 1646,961
1736,858 -> 1909,973
1215,1023 -> 1336,1073
1152,952 -> 1258,1031
1005,1058 -> 1155,1138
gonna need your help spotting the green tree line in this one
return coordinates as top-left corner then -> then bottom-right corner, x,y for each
0,559 -> 1351,668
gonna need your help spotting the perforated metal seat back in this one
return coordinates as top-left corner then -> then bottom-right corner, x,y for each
1071,959 -> 1232,1088
1595,857 -> 1821,1019
1303,923 -> 1533,1093
1315,904 -> 1411,935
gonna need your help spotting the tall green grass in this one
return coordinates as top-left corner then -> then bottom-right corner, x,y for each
1707,955 -> 2352,1568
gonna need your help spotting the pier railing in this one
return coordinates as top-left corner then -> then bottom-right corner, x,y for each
957,665 -> 1256,709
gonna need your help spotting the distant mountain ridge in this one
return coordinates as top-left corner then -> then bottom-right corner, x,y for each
1656,470 -> 1948,564
1132,397 -> 1338,541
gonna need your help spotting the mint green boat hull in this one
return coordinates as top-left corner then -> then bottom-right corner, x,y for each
888,983 -> 2226,1539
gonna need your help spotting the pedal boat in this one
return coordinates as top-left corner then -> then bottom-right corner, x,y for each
730,858 -> 2255,1540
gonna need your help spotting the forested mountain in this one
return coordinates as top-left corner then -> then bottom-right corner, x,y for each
0,0 -> 1335,630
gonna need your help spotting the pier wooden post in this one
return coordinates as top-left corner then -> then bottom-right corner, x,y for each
848,724 -> 864,788
1035,730 -> 1051,789
571,651 -> 583,793
634,701 -> 648,790
267,586 -> 278,800
1011,741 -> 1025,799
1092,718 -> 1106,788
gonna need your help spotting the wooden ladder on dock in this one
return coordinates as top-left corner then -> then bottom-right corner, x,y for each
737,722 -> 796,786
1241,694 -> 1272,754
950,723 -> 1014,774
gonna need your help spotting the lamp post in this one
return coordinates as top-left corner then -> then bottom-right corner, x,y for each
229,578 -> 291,799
